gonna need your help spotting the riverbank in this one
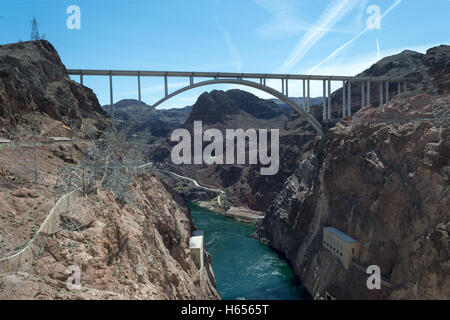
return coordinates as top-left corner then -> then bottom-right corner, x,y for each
194,199 -> 265,224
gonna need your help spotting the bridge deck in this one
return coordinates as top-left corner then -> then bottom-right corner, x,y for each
67,69 -> 407,82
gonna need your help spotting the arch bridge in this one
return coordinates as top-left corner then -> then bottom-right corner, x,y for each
67,69 -> 409,137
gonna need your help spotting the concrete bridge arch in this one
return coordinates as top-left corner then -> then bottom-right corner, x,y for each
148,78 -> 324,136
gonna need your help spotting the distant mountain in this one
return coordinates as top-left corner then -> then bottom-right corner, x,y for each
103,99 -> 192,138
182,89 -> 291,131
268,96 -> 323,110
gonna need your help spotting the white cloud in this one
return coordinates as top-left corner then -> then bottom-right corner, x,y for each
279,0 -> 359,73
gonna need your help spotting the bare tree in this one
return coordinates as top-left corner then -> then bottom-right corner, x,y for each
56,127 -> 145,205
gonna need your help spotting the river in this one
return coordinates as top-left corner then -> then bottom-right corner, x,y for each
189,203 -> 311,300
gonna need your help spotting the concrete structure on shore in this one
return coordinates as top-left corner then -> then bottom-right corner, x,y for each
323,227 -> 360,270
190,231 -> 204,269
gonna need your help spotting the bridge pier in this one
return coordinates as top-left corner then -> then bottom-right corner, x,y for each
138,73 -> 141,103
367,81 -> 371,106
347,81 -> 351,116
286,78 -> 289,97
109,73 -> 114,121
323,80 -> 326,121
361,81 -> 365,108
342,81 -> 346,117
398,81 -> 400,95
138,73 -> 142,115
164,74 -> 168,97
327,79 -> 331,120
379,82 -> 383,109
386,81 -> 389,104
307,79 -> 311,112
302,80 -> 306,110
80,73 -> 83,86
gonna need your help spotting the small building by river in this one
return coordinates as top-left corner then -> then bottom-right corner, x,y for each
190,231 -> 204,269
323,227 -> 360,269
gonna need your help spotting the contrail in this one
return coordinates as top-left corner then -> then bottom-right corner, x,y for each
307,0 -> 403,74
279,0 -> 359,73
377,39 -> 381,60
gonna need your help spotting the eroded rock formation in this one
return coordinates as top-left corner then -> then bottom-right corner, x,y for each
258,93 -> 449,299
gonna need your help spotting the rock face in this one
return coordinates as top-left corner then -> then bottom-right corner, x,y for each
0,40 -> 107,134
0,40 -> 219,300
258,93 -> 450,299
0,174 -> 220,300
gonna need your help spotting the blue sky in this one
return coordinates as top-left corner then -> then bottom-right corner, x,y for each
1,0 -> 449,108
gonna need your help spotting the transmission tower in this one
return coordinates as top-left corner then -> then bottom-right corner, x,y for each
30,16 -> 40,41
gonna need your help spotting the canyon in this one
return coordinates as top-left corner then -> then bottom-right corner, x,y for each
0,39 -> 448,300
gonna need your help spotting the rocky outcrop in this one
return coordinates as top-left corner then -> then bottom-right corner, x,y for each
183,89 -> 287,129
258,93 -> 450,299
0,174 -> 220,300
0,40 -> 107,134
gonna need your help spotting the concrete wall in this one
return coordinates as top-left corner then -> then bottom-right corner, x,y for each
323,228 -> 360,269
189,234 -> 204,269
0,191 -> 77,273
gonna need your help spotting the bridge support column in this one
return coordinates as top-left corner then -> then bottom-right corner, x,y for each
327,79 -> 331,120
367,81 -> 371,105
342,81 -> 346,117
404,81 -> 407,93
109,73 -> 114,121
379,82 -> 383,109
386,81 -> 389,104
322,80 -> 327,121
190,75 -> 194,86
347,81 -> 351,116
80,73 -> 83,86
302,79 -> 306,110
138,74 -> 141,103
307,79 -> 311,112
281,79 -> 285,95
361,81 -> 365,108
285,78 -> 289,97
164,75 -> 168,97
138,73 -> 142,114
398,81 -> 400,95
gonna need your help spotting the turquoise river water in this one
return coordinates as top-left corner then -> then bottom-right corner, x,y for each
189,203 -> 311,300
